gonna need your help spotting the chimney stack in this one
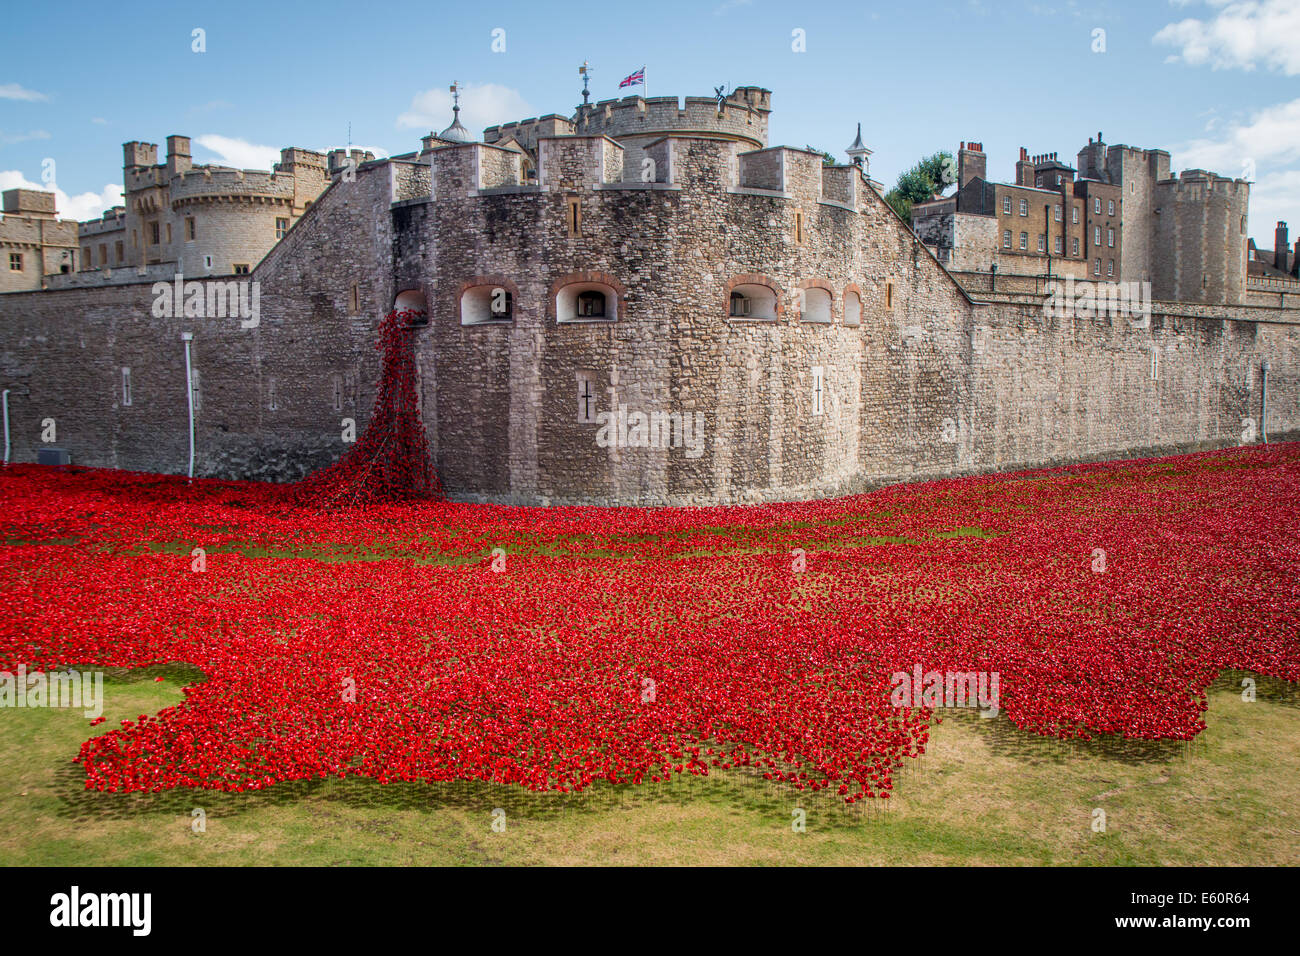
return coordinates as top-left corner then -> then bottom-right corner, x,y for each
958,140 -> 986,190
1015,147 -> 1035,187
1275,221 -> 1289,272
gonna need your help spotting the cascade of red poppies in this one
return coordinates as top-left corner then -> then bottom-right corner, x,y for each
290,308 -> 441,508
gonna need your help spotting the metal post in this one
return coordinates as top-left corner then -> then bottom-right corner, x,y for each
182,332 -> 195,479
1261,361 -> 1270,444
2,389 -> 10,465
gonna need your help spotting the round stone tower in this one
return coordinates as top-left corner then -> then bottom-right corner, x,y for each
571,86 -> 771,181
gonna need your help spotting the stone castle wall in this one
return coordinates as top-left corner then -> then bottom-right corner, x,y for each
1,136 -> 1296,504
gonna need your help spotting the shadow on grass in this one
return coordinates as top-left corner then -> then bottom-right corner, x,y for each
942,709 -> 1201,767
52,757 -> 887,830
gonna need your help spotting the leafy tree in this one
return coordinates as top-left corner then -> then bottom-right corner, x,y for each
885,150 -> 956,222
804,145 -> 837,166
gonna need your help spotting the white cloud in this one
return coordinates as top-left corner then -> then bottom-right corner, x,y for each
91,117 -> 108,125
194,134 -> 282,170
0,170 -> 123,222
1246,168 -> 1300,246
396,83 -> 532,137
0,129 -> 51,145
0,83 -> 48,102
1154,0 -> 1300,75
1168,96 -> 1300,244
1172,96 -> 1300,174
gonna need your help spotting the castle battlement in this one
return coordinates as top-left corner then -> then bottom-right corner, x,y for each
169,167 -> 298,201
572,88 -> 771,151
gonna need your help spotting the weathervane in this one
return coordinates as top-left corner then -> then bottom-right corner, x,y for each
449,80 -> 461,117
714,84 -> 729,110
579,62 -> 593,107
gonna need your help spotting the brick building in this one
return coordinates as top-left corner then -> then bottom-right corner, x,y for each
914,133 -> 1248,304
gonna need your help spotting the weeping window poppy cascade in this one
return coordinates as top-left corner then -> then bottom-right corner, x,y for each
291,308 -> 441,508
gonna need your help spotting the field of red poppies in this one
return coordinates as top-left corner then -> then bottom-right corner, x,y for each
1,444 -> 1296,803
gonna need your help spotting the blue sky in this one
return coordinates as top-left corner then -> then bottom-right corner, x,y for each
2,0 -> 1297,246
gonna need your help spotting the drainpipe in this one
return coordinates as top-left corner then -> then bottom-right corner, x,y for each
1261,361 -> 1270,445
2,389 -> 10,465
181,332 -> 195,479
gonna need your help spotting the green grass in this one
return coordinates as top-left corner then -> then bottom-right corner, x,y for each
3,666 -> 1296,866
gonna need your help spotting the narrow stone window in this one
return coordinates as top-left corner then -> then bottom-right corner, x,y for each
191,369 -> 201,412
1150,347 -> 1158,381
331,374 -> 343,412
186,217 -> 196,240
575,370 -> 598,424
165,223 -> 172,244
886,282 -> 894,310
115,241 -> 124,263
233,264 -> 250,275
794,210 -> 804,244
811,366 -> 824,416
276,217 -> 289,240
82,248 -> 92,268
203,255 -> 213,271
268,377 -> 278,412
150,221 -> 160,245
349,283 -> 360,314
566,196 -> 582,237
121,367 -> 132,407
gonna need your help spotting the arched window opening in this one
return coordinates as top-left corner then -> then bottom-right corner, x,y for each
727,282 -> 778,320
556,280 -> 619,322
844,290 -> 862,327
801,286 -> 832,323
461,285 -> 513,324
393,289 -> 428,326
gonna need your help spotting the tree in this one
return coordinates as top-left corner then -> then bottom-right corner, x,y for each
804,145 -> 837,166
884,151 -> 956,222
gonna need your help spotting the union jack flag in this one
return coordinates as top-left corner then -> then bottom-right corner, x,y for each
618,67 -> 645,88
